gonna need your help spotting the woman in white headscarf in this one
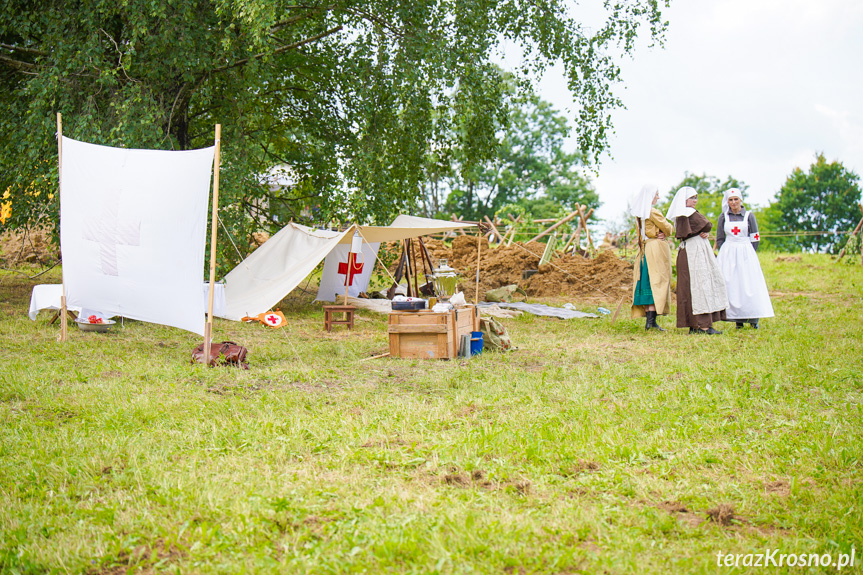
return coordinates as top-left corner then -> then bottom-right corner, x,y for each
715,188 -> 774,328
667,186 -> 728,334
630,184 -> 674,330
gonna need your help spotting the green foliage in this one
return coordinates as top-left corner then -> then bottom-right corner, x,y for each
660,173 -> 749,227
442,92 -> 600,221
767,153 -> 862,253
1,0 -> 664,272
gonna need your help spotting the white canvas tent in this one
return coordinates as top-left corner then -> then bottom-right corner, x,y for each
219,215 -> 475,321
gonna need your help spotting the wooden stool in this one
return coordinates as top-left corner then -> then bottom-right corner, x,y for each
323,305 -> 356,332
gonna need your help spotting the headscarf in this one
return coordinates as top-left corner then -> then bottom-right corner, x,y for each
629,184 -> 658,239
721,188 -> 743,215
666,186 -> 697,220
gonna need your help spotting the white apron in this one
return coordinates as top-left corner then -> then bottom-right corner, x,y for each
716,211 -> 775,320
684,235 -> 728,315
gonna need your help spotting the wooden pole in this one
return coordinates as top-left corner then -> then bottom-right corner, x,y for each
561,207 -> 581,252
577,205 -> 595,252
57,113 -> 68,342
528,211 -> 579,243
483,215 -> 502,245
507,215 -> 523,246
204,124 -> 222,364
501,214 -> 522,245
571,221 -> 583,256
475,233 -> 481,304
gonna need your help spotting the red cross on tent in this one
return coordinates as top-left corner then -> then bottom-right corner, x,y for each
338,253 -> 364,286
731,226 -> 741,235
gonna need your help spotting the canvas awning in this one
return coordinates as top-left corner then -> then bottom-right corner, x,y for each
220,215 -> 475,321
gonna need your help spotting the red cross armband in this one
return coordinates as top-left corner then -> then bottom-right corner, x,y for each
749,232 -> 760,242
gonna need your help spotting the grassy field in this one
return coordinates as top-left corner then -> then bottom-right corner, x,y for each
1,252 -> 861,574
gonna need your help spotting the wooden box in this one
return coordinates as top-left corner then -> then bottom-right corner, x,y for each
388,306 -> 476,359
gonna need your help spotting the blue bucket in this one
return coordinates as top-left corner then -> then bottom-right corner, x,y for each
470,331 -> 483,356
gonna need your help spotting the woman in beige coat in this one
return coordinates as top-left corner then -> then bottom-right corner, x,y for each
630,185 -> 674,331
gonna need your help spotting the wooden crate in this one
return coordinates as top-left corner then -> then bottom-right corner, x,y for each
388,306 -> 476,359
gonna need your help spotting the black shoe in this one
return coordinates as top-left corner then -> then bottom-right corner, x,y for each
703,327 -> 723,335
736,322 -> 744,329
750,319 -> 759,329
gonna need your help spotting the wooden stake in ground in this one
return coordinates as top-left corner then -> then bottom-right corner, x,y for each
475,232 -> 481,304
610,297 -> 626,326
203,124 -> 222,364
57,113 -> 67,342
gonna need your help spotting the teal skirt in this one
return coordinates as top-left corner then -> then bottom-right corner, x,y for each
633,256 -> 654,306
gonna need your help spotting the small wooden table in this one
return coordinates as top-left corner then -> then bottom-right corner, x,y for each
323,305 -> 356,332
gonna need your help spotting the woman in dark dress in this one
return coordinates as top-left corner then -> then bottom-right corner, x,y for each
666,186 -> 728,334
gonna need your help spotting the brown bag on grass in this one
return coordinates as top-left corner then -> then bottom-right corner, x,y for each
191,341 -> 249,369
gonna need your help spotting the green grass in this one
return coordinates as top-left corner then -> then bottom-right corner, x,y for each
1,252 -> 862,574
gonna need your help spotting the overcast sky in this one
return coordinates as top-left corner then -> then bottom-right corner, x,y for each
500,0 -> 863,224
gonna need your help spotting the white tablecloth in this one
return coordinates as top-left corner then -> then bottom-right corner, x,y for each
29,283 -> 227,321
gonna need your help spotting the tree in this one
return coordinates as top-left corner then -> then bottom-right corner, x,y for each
766,154 -> 862,253
660,173 -> 749,227
1,0 -> 667,271
442,92 -> 599,221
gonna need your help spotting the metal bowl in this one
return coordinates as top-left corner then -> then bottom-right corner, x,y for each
75,318 -> 116,333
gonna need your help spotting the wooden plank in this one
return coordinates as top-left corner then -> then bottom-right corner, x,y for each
528,211 -> 579,243
388,324 -> 449,333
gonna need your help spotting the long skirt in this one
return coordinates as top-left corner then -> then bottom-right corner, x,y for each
717,241 -> 774,320
676,245 -> 727,329
633,257 -> 654,306
631,238 -> 673,317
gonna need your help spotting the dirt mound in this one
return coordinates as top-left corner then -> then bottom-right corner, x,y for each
0,227 -> 58,264
388,235 -> 634,303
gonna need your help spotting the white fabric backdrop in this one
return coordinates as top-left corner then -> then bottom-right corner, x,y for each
60,137 -> 215,335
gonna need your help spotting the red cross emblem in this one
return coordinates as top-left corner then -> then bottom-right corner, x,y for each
266,314 -> 279,325
338,253 -> 364,286
731,226 -> 741,235
753,233 -> 760,241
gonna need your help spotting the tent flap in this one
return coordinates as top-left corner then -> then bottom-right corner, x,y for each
221,216 -> 476,320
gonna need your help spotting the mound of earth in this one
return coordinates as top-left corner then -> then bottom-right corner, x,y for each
387,235 -> 637,303
0,227 -> 58,264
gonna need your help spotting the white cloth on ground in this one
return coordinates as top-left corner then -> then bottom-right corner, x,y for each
29,283 -> 226,320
